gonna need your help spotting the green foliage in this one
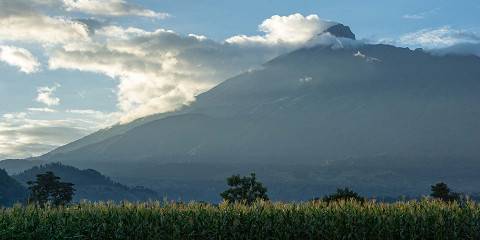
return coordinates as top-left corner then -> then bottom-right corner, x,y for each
431,182 -> 460,202
220,173 -> 268,204
27,171 -> 75,207
322,188 -> 365,203
0,200 -> 479,239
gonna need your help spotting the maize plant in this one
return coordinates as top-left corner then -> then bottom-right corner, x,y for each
0,200 -> 479,240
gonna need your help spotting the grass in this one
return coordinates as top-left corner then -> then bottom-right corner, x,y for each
1,200 -> 479,239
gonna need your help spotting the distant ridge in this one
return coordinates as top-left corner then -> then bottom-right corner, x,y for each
14,163 -> 159,202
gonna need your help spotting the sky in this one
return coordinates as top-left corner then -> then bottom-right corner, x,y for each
0,0 -> 479,159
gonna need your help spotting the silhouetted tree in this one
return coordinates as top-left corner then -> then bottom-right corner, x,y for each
220,173 -> 268,204
322,188 -> 365,203
28,171 -> 75,206
430,182 -> 460,202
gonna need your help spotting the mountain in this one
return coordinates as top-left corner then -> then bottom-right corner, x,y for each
12,27 -> 480,201
323,23 -> 355,39
0,159 -> 44,175
0,169 -> 27,206
14,163 -> 159,202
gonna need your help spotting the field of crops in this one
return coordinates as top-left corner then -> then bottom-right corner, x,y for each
1,200 -> 480,240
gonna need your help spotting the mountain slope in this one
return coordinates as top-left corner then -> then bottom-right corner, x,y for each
0,169 -> 27,206
14,163 -> 159,202
30,40 -> 480,200
44,44 -> 480,163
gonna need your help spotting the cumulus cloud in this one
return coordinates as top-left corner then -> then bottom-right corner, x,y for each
0,45 -> 40,73
36,84 -> 60,106
62,0 -> 169,18
226,14 -> 336,46
0,1 -> 90,45
48,14 -> 352,122
49,25 -> 285,122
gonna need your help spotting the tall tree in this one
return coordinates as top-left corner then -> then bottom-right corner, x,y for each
28,171 -> 75,206
430,182 -> 460,202
220,173 -> 269,204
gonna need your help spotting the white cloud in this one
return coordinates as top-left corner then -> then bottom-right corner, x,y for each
36,84 -> 60,106
28,107 -> 57,113
62,0 -> 170,18
48,14 -> 354,122
0,10 -> 360,158
226,14 -> 336,46
0,1 -> 90,45
49,26 -> 283,122
0,45 -> 40,73
0,110 -> 118,159
399,26 -> 480,49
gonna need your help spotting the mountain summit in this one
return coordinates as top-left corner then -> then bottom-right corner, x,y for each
323,24 -> 356,39
15,37 -> 480,201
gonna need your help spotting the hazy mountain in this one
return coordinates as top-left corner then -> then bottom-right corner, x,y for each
0,169 -> 27,206
43,44 -> 480,163
14,163 -> 159,202
0,159 -> 44,175
9,25 -> 480,201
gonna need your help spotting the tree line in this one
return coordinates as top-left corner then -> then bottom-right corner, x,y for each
13,171 -> 467,207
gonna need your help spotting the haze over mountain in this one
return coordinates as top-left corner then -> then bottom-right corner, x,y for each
14,163 -> 159,202
0,169 -> 26,206
3,23 -> 480,201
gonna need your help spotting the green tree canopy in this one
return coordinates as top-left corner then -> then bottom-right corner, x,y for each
322,188 -> 365,203
220,173 -> 269,205
28,171 -> 75,207
430,182 -> 460,202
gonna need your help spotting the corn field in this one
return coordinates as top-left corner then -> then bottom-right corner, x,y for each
1,200 -> 480,240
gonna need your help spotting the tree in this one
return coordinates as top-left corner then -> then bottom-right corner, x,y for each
322,188 -> 365,203
430,182 -> 460,202
28,171 -> 75,206
220,173 -> 269,204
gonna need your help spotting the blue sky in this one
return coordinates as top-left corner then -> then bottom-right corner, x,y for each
136,0 -> 480,40
0,0 -> 479,159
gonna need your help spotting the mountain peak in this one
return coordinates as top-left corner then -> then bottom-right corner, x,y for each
323,23 -> 356,40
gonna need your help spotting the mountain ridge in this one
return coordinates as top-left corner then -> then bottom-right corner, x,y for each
3,37 -> 480,201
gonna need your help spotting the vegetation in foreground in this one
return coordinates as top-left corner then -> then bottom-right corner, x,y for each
1,200 -> 479,240
2,172 -> 479,239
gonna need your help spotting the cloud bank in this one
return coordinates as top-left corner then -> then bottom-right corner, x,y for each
379,26 -> 480,58
399,26 -> 480,49
48,13 -> 340,122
